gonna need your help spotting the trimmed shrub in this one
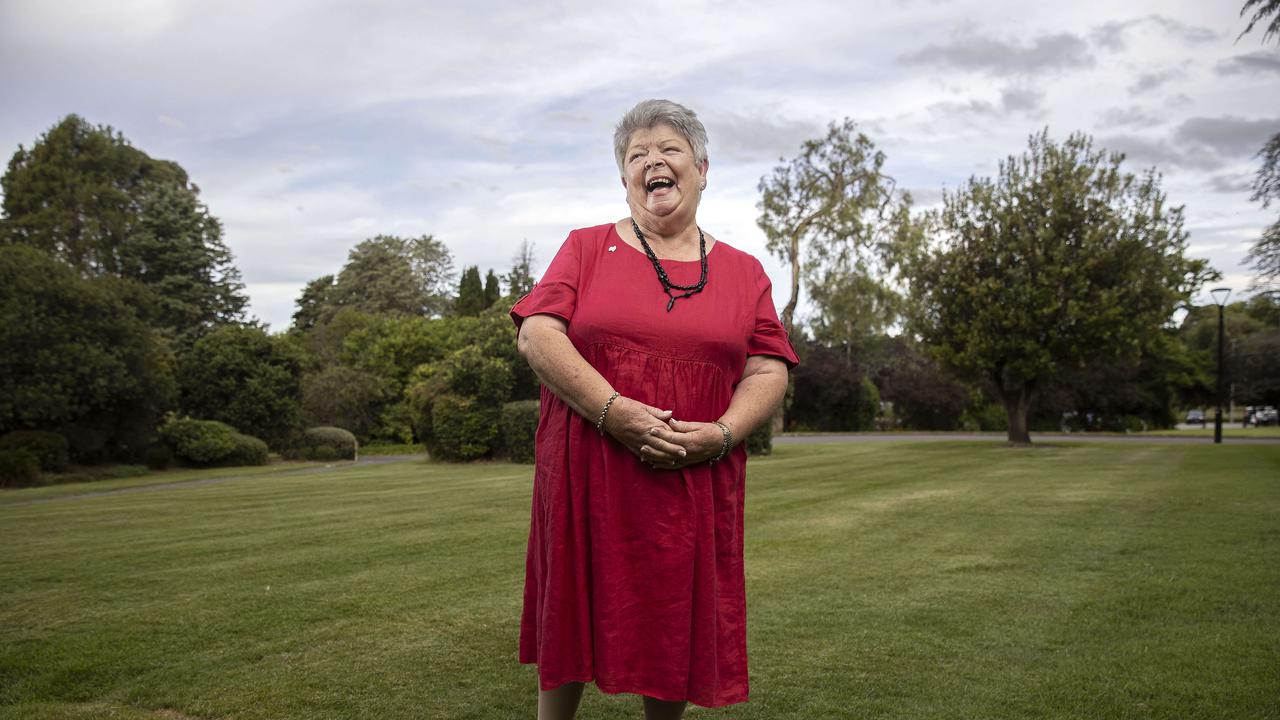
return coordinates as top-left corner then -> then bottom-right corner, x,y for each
159,417 -> 268,467
0,449 -> 42,487
745,422 -> 773,456
159,417 -> 239,465
501,400 -> 540,463
144,444 -> 174,470
287,426 -> 357,461
227,433 -> 269,466
0,431 -> 70,472
430,394 -> 499,461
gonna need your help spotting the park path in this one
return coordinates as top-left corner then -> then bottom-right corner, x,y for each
7,433 -> 1275,506
775,432 -> 1280,445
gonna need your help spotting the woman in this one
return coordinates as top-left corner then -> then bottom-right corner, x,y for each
511,99 -> 798,720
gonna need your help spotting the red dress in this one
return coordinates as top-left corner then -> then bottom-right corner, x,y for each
510,223 -> 798,708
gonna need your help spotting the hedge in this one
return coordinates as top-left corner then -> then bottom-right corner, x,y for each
429,394 -> 500,461
0,431 -> 70,472
501,400 -> 539,463
0,449 -> 41,488
285,426 -> 358,461
158,417 -> 268,467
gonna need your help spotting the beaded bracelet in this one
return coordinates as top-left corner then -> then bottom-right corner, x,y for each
595,391 -> 620,435
709,421 -> 733,464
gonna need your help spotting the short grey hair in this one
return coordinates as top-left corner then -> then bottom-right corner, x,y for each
613,99 -> 709,172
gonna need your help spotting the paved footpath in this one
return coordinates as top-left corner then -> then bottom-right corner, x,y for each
776,432 -> 1280,445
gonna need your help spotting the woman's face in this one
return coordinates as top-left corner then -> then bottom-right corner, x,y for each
621,123 -> 708,221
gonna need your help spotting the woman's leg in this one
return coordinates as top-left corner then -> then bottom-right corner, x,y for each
537,681 -> 584,720
642,696 -> 687,720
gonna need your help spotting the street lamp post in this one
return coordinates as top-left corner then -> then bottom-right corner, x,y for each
1211,288 -> 1231,444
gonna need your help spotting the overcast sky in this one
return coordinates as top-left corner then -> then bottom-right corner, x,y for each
2,0 -> 1277,330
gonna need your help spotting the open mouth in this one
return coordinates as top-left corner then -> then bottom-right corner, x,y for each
646,176 -> 675,193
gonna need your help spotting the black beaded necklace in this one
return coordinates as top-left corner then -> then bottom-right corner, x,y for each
630,218 -> 709,312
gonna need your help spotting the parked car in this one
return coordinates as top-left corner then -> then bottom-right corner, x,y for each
1185,409 -> 1206,426
1255,406 -> 1278,426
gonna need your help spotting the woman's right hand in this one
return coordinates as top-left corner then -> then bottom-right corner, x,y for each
600,396 -> 686,467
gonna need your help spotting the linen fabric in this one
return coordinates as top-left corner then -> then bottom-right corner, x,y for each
510,222 -> 798,708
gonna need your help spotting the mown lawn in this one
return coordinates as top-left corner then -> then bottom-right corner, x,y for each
1,442 -> 1277,719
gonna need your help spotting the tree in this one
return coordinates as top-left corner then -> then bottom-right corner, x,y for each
0,245 -> 176,461
484,269 -> 501,308
505,240 -> 537,297
301,366 -> 389,441
1,115 -> 246,341
313,235 -> 455,321
1238,0 -> 1280,289
757,119 -> 915,337
787,342 -> 879,431
455,265 -> 486,317
1238,0 -> 1280,42
178,325 -> 304,448
291,274 -> 336,333
1245,135 -> 1280,290
911,130 -> 1214,444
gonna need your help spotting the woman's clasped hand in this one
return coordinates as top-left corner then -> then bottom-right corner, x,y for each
598,395 -> 725,469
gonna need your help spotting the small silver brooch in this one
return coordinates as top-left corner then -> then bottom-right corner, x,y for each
608,245 -> 617,252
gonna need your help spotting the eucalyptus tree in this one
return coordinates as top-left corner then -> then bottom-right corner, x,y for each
911,130 -> 1214,444
1239,0 -> 1280,289
756,119 -> 917,339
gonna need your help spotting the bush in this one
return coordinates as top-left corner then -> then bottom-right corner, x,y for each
745,421 -> 773,456
158,417 -> 269,467
789,344 -> 880,431
501,400 -> 540,463
227,433 -> 269,466
159,417 -> 239,465
0,449 -> 42,487
144,444 -> 174,470
0,431 -> 70,472
430,394 -> 499,461
289,426 -> 358,461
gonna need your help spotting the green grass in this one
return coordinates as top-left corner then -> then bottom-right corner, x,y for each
1,443 -> 1277,719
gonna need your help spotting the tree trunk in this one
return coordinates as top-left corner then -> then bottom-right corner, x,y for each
781,234 -> 800,334
1001,381 -> 1033,445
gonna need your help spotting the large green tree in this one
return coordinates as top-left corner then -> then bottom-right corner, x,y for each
911,130 -> 1214,444
293,235 -> 455,329
0,245 -> 176,460
178,325 -> 304,448
1,115 -> 246,341
757,119 -> 916,338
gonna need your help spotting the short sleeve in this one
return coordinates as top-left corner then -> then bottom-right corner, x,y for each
510,232 -> 582,330
747,260 -> 800,369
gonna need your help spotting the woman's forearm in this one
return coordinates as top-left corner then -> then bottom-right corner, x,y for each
517,317 -> 615,421
717,359 -> 789,442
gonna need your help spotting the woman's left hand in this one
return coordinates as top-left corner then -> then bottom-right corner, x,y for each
640,419 -> 726,470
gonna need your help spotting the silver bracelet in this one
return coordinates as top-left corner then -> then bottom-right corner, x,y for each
595,392 -> 620,435
709,421 -> 733,464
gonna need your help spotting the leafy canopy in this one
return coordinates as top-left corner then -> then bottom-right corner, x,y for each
911,130 -> 1215,442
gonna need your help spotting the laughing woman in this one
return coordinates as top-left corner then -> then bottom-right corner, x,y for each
511,98 -> 798,720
